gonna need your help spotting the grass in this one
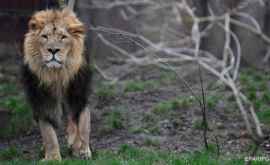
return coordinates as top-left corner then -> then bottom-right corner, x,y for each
1,144 -> 268,165
0,82 -> 33,138
206,95 -> 223,110
192,119 -> 205,130
130,113 -> 161,135
257,108 -> 270,124
115,70 -> 177,94
96,69 -> 177,95
153,96 -> 195,115
0,83 -> 18,95
105,111 -> 124,129
132,96 -> 196,135
0,95 -> 33,137
160,71 -> 177,84
143,138 -> 160,147
1,68 -> 270,165
131,96 -> 195,135
0,146 -> 23,160
239,69 -> 270,124
95,83 -> 117,99
99,107 -> 126,134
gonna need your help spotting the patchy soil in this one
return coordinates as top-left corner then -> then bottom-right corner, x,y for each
1,53 -> 265,160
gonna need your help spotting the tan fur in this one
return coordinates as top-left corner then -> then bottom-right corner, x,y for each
67,109 -> 91,158
24,8 -> 86,89
66,115 -> 78,146
39,120 -> 61,161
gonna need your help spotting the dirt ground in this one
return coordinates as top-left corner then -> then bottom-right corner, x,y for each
1,52 -> 265,160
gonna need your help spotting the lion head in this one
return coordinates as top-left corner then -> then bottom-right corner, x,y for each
24,8 -> 86,87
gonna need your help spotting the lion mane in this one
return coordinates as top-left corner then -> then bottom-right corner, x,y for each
24,8 -> 86,88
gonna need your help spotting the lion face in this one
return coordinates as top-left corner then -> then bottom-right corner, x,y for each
24,9 -> 86,86
38,23 -> 72,68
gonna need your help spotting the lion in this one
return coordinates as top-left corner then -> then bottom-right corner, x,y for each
22,8 -> 92,160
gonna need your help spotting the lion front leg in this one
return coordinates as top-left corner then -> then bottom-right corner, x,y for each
66,115 -> 78,147
66,109 -> 92,159
39,120 -> 61,161
77,109 -> 92,159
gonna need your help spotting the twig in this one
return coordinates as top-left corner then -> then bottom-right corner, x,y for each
198,64 -> 209,150
215,136 -> 220,157
93,63 -> 118,83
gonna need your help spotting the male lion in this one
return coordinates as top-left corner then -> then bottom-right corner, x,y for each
22,8 -> 92,160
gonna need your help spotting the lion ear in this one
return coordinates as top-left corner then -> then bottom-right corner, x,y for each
28,17 -> 43,31
62,8 -> 86,36
68,23 -> 86,36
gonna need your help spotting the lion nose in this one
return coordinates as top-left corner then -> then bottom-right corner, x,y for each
48,48 -> 60,55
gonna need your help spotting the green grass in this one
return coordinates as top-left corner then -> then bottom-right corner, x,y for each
143,138 -> 160,147
192,119 -> 205,130
0,83 -> 18,95
133,97 -> 196,135
0,95 -> 33,138
95,83 -> 117,99
99,107 -> 126,134
206,95 -> 223,110
131,97 -> 196,135
1,144 -> 268,165
239,69 -> 270,124
105,111 -> 124,129
114,70 -> 177,94
131,113 -> 160,134
153,96 -> 195,115
0,146 -> 23,160
256,106 -> 270,124
160,71 -> 177,84
0,82 -> 33,138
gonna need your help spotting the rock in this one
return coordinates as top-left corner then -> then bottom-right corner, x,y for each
216,122 -> 225,129
159,119 -> 174,135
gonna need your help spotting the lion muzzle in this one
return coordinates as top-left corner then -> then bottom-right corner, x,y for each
44,49 -> 63,68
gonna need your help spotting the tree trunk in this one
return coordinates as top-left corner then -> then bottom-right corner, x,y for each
199,0 -> 270,70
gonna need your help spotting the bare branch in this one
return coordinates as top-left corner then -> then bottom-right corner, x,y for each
91,0 -> 266,146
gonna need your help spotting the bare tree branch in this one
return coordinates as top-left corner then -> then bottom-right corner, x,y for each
90,0 -> 266,145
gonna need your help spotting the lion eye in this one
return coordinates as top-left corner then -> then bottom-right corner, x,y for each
41,34 -> 48,39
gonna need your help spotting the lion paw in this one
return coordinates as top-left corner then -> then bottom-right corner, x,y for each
42,152 -> 62,161
72,146 -> 92,159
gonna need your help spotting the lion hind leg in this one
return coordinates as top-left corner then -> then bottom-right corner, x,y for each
39,120 -> 61,161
